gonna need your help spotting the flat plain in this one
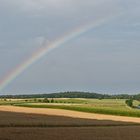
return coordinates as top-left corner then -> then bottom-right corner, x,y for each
0,98 -> 140,140
13,98 -> 140,117
0,109 -> 140,140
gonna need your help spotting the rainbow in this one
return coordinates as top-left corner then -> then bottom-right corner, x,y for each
0,16 -> 115,91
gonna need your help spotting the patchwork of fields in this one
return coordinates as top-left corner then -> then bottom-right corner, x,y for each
0,98 -> 140,140
6,98 -> 140,117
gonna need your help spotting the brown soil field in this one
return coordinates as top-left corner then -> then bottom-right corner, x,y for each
1,126 -> 140,140
0,110 -> 133,127
0,106 -> 140,140
1,105 -> 140,123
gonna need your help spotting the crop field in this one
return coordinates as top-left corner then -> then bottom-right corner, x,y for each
0,98 -> 140,140
0,108 -> 135,127
2,126 -> 140,140
0,106 -> 140,140
5,98 -> 140,117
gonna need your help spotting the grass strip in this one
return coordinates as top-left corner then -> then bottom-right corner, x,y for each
14,104 -> 140,118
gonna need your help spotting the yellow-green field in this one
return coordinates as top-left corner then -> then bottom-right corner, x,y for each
1,98 -> 140,117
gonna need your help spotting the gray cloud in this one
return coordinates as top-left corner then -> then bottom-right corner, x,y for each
0,0 -> 140,94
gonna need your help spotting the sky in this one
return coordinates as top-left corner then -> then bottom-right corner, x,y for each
0,0 -> 140,94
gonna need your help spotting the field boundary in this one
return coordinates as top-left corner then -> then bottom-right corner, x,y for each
0,124 -> 139,128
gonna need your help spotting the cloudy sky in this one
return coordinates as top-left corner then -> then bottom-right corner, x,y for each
0,0 -> 140,94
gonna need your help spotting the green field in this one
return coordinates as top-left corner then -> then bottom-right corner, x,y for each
1,98 -> 140,117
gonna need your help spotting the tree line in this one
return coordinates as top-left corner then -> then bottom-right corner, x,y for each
0,91 -> 140,100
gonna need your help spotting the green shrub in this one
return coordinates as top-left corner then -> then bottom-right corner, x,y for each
50,98 -> 54,103
125,99 -> 133,107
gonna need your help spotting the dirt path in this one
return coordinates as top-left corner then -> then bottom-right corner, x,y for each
0,105 -> 140,123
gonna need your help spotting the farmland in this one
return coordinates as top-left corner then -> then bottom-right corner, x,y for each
0,98 -> 140,140
5,98 -> 140,117
2,126 -> 140,140
0,106 -> 140,140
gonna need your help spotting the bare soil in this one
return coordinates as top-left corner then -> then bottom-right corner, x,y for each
1,105 -> 140,123
0,126 -> 140,140
0,106 -> 140,140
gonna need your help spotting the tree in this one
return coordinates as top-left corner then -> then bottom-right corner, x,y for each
38,99 -> 42,102
125,99 -> 133,107
51,98 -> 54,103
43,98 -> 49,103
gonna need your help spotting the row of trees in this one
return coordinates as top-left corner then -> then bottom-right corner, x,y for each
43,98 -> 54,103
0,92 -> 140,100
33,98 -> 54,103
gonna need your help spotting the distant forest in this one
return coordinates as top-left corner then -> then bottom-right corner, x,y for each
0,91 -> 140,100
